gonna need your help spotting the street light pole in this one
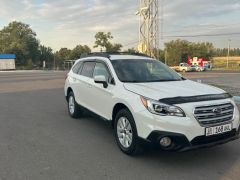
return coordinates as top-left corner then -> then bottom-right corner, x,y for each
227,39 -> 231,69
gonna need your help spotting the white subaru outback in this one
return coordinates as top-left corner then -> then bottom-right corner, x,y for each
64,53 -> 240,155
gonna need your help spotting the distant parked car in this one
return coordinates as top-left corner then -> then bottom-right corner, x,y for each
191,65 -> 205,72
171,63 -> 192,72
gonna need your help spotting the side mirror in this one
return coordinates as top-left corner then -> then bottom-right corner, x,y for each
94,75 -> 108,88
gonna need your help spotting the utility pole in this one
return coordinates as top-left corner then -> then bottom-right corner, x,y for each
165,49 -> 167,65
53,55 -> 56,71
227,39 -> 231,69
136,0 -> 159,58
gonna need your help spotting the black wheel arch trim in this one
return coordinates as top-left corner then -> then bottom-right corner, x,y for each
159,93 -> 232,105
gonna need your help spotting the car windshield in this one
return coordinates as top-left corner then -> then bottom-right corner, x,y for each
111,59 -> 183,83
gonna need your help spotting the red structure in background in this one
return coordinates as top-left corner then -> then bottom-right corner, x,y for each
187,56 -> 211,68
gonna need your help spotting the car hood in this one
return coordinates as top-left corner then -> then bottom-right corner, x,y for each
123,80 -> 225,101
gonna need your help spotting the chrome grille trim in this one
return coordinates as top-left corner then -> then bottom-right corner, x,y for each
194,103 -> 234,127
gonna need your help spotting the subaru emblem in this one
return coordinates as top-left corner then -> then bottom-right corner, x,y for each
212,108 -> 222,114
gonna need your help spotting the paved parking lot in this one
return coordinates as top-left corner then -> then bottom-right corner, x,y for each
0,71 -> 239,180
183,71 -> 240,93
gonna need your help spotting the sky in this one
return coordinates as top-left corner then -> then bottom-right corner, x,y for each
0,0 -> 240,51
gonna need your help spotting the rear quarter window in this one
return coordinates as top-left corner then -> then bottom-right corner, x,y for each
72,61 -> 83,74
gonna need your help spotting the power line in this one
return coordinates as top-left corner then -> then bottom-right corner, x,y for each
122,32 -> 240,48
164,32 -> 240,38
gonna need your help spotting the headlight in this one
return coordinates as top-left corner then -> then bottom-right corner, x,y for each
140,96 -> 185,117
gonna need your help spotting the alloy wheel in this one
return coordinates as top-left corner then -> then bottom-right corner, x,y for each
117,117 -> 133,148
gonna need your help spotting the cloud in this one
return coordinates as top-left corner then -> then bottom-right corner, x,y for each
0,0 -> 240,50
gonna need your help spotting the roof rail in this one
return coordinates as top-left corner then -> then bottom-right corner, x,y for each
108,52 -> 151,57
80,52 -> 111,58
80,52 -> 151,59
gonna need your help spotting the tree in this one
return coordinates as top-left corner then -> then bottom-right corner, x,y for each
70,45 -> 91,60
55,48 -> 71,60
106,43 -> 122,52
164,39 -> 214,65
164,39 -> 189,65
39,45 -> 54,68
213,48 -> 240,56
54,48 -> 71,68
155,49 -> 165,62
125,48 -> 138,54
94,32 -> 122,52
0,21 -> 40,66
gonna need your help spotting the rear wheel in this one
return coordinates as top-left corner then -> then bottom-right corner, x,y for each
114,109 -> 142,155
67,91 -> 81,118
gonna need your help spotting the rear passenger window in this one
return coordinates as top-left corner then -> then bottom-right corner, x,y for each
80,62 -> 96,78
72,61 -> 82,74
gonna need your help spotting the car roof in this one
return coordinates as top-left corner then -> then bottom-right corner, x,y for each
79,52 -> 154,61
109,55 -> 153,60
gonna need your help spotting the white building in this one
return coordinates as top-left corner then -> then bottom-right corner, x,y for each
0,54 -> 16,70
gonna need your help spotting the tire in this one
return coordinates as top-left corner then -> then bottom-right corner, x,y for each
67,91 -> 82,118
114,109 -> 142,155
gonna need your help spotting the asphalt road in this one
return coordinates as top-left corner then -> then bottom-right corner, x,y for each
0,71 -> 240,180
183,71 -> 240,90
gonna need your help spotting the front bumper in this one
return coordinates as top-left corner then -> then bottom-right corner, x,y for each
146,127 -> 240,151
134,99 -> 240,143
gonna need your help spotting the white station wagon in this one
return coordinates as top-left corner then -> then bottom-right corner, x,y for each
64,53 -> 240,155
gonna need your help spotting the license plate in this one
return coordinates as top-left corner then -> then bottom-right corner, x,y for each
205,124 -> 232,136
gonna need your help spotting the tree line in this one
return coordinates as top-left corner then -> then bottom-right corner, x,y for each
0,21 -> 122,69
0,21 -> 238,68
214,48 -> 240,57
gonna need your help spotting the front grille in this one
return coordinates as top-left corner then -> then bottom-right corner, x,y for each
194,103 -> 234,127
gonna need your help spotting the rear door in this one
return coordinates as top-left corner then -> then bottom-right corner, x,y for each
69,61 -> 83,102
75,61 -> 96,110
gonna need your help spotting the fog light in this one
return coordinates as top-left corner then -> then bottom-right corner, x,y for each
159,137 -> 172,147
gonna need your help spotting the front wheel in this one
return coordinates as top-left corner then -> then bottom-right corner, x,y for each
114,109 -> 142,155
67,91 -> 81,118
